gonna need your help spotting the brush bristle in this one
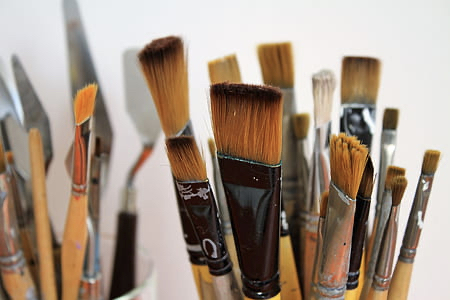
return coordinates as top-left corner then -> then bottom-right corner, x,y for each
421,150 -> 441,175
292,113 -> 310,139
341,56 -> 381,104
330,133 -> 368,199
73,84 -> 98,125
257,42 -> 294,88
208,54 -> 242,84
208,138 -> 217,158
358,156 -> 375,198
320,191 -> 329,218
312,70 -> 336,126
5,152 -> 13,165
0,140 -> 5,173
165,136 -> 207,181
210,83 -> 283,165
384,166 -> 406,190
391,176 -> 407,206
382,108 -> 399,130
138,36 -> 189,136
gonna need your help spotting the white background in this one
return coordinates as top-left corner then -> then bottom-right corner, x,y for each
1,0 -> 449,299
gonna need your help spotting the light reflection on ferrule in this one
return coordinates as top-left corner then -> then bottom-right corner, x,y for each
72,183 -> 87,196
373,274 -> 391,291
0,250 -> 25,271
399,247 -> 416,263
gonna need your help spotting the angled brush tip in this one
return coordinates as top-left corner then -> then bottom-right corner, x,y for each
422,150 -> 441,174
385,166 -> 406,190
138,36 -> 183,61
320,191 -> 329,218
382,108 -> 399,130
208,54 -> 242,84
391,176 -> 407,206
292,113 -> 310,139
73,83 -> 97,125
358,156 -> 375,198
166,136 -> 207,181
257,42 -> 294,88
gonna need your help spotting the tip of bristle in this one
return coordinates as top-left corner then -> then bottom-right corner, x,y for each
382,108 -> 399,130
73,84 -> 97,124
292,113 -> 310,139
165,136 -> 207,181
312,70 -> 336,126
210,82 -> 283,165
330,133 -> 369,198
208,138 -> 217,158
358,156 -> 374,198
422,150 -> 441,174
257,42 -> 294,88
320,191 -> 329,217
208,54 -> 242,84
341,56 -> 381,104
385,166 -> 406,190
391,176 -> 407,206
138,36 -> 183,61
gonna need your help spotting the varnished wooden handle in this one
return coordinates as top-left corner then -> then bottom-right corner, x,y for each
2,266 -> 37,300
367,287 -> 388,300
191,264 -> 215,300
345,288 -> 358,300
280,235 -> 302,300
29,129 -> 57,300
387,260 -> 413,300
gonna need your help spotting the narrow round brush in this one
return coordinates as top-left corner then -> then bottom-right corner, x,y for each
208,54 -> 242,84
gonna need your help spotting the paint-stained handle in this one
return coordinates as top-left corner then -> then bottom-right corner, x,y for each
367,287 -> 388,300
387,260 -> 413,300
302,229 -> 318,299
280,235 -> 302,300
2,266 -> 37,300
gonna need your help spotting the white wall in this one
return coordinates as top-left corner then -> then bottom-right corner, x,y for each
0,0 -> 449,299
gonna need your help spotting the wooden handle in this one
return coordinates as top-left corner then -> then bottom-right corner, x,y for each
301,229 -> 317,299
280,235 -> 302,300
225,233 -> 243,293
345,288 -> 358,300
61,193 -> 88,300
2,266 -> 37,300
191,264 -> 215,300
367,287 -> 388,300
387,260 -> 413,300
244,294 -> 281,300
29,129 -> 57,300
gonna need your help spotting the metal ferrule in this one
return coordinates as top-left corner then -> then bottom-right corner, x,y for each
83,216 -> 97,278
310,214 -> 326,298
373,205 -> 400,291
299,210 -> 320,233
122,186 -> 137,213
72,120 -> 92,196
296,138 -> 310,213
340,104 -> 376,150
211,154 -> 231,235
317,182 -> 356,298
80,273 -> 103,300
0,173 -> 21,258
399,174 -> 434,263
176,120 -> 193,137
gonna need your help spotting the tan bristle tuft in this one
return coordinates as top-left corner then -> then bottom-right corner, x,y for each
0,140 -> 5,173
257,42 -> 294,88
421,150 -> 441,174
208,138 -> 217,158
210,83 -> 283,165
341,56 -> 381,104
358,156 -> 375,198
382,108 -> 399,130
391,176 -> 407,206
292,113 -> 310,139
384,166 -> 406,190
320,191 -> 329,218
165,136 -> 207,181
330,133 -> 368,199
138,36 -> 189,136
73,84 -> 98,125
208,54 -> 242,84
312,70 -> 336,126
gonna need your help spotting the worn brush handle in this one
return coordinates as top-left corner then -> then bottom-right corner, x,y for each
191,264 -> 215,300
280,235 -> 302,300
301,229 -> 317,299
2,266 -> 36,300
387,260 -> 413,300
61,194 -> 88,300
225,233 -> 243,293
109,211 -> 137,298
367,287 -> 388,300
244,294 -> 281,300
29,129 -> 57,300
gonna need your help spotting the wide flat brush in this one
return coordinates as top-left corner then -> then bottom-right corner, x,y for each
340,57 -> 381,151
208,54 -> 242,84
210,82 -> 283,300
388,150 -> 440,300
61,84 -> 97,300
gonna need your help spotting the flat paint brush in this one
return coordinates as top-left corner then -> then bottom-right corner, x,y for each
166,136 -> 242,300
61,84 -> 97,300
317,133 -> 368,299
368,176 -> 407,300
258,42 -> 302,300
340,57 -> 381,151
388,150 -> 440,300
210,82 -> 283,300
208,54 -> 242,84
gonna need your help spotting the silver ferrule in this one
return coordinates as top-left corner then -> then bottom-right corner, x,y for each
211,154 -> 231,234
72,120 -> 92,196
299,210 -> 319,233
318,182 -> 356,297
0,173 -> 21,257
311,215 -> 326,297
212,271 -> 243,300
83,216 -> 97,279
399,174 -> 434,263
122,186 -> 137,213
296,138 -> 310,213
373,205 -> 400,291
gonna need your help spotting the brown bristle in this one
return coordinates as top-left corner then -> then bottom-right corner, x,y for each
208,138 -> 217,158
292,113 -> 310,139
391,176 -> 408,206
138,36 -> 189,136
382,108 -> 399,130
210,83 -> 283,165
5,151 -> 14,165
421,150 -> 441,175
257,42 -> 294,88
73,84 -> 98,125
0,140 -> 5,173
208,54 -> 242,84
358,156 -> 375,198
341,56 -> 381,104
384,166 -> 406,190
312,70 -> 336,126
330,133 -> 368,199
165,136 -> 207,181
320,191 -> 329,218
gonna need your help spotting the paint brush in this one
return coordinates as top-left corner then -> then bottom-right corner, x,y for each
61,84 -> 97,300
208,54 -> 242,84
340,57 -> 381,150
368,176 -> 407,300
316,133 -> 368,299
258,42 -> 302,300
166,136 -> 242,300
388,150 -> 440,300
210,82 -> 283,300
